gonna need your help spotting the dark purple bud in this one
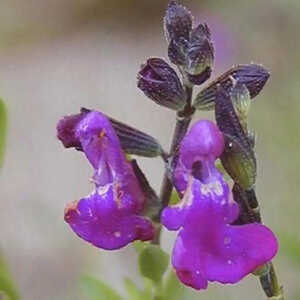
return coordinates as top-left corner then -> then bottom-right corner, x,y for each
137,58 -> 186,111
214,86 -> 256,189
185,24 -> 214,85
164,0 -> 193,43
187,67 -> 212,85
109,117 -> 163,158
190,22 -> 211,43
194,64 -> 270,110
168,37 -> 189,66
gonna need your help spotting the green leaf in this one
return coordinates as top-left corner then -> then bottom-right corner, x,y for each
81,276 -> 122,300
138,245 -> 169,284
133,241 -> 147,254
124,278 -> 141,300
0,254 -> 19,300
162,270 -> 185,300
0,98 -> 7,168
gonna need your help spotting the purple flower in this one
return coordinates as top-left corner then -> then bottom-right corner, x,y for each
57,110 -> 155,250
162,120 -> 278,290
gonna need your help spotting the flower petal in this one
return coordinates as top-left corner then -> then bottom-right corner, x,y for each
205,223 -> 278,283
179,120 -> 224,170
172,219 -> 277,289
56,109 -> 88,149
65,190 -> 155,250
172,120 -> 224,194
163,169 -> 238,231
76,111 -> 124,171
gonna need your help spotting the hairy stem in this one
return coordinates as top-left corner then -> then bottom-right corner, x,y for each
152,85 -> 194,245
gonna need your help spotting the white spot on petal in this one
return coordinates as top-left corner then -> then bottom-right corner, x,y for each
114,231 -> 121,238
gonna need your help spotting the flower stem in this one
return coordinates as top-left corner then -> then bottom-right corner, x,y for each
152,85 -> 194,245
259,263 -> 284,299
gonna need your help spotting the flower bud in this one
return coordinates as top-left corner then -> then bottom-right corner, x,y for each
168,37 -> 189,66
164,0 -> 193,43
194,64 -> 270,110
185,24 -> 214,85
137,58 -> 186,110
164,2 -> 214,86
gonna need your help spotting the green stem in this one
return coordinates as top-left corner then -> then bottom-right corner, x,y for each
152,85 -> 194,245
259,263 -> 284,299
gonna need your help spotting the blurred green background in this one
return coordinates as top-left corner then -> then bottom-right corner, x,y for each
0,0 -> 299,299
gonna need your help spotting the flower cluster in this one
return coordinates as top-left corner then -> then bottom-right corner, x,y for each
57,0 -> 280,295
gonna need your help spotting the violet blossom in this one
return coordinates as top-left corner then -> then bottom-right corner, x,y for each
162,120 -> 278,290
57,110 -> 155,250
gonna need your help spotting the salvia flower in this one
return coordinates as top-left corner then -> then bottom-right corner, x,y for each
164,0 -> 214,85
57,110 -> 155,250
137,58 -> 186,111
162,120 -> 278,290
